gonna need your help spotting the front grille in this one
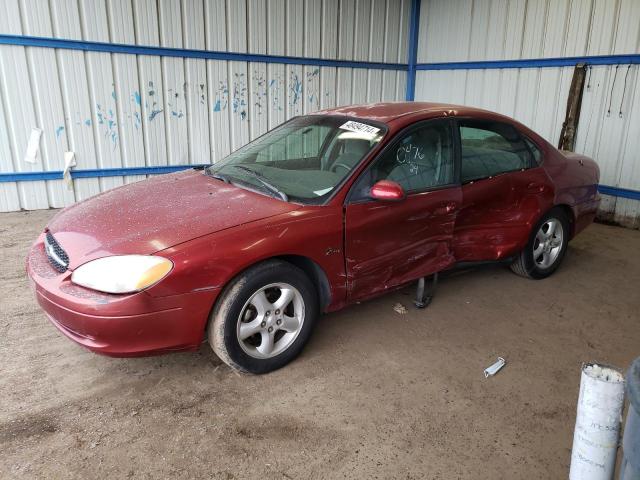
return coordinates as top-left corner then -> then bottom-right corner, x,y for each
44,231 -> 69,273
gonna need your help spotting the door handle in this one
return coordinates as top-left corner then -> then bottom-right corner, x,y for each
434,202 -> 457,215
527,182 -> 545,193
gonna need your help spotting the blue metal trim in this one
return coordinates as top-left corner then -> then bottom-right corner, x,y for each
598,185 -> 640,201
416,54 -> 640,71
0,165 -> 208,182
405,0 -> 421,100
3,167 -> 640,201
0,34 -> 407,71
0,171 -> 63,182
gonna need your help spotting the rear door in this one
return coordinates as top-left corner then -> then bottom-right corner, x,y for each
452,119 -> 552,261
344,119 -> 462,301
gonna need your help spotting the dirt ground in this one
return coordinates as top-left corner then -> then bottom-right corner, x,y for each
1,209 -> 639,479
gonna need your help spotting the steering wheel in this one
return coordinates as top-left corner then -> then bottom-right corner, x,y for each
331,162 -> 352,174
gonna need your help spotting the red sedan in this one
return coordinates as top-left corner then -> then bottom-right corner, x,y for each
27,102 -> 600,373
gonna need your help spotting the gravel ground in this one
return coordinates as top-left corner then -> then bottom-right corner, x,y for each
1,209 -> 639,479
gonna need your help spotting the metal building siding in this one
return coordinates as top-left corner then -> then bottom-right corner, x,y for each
0,0 -> 50,211
418,0 -> 640,63
415,0 -> 640,227
107,0 -> 147,187
0,0 -> 408,211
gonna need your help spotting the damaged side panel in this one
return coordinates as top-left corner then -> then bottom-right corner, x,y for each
344,186 -> 462,302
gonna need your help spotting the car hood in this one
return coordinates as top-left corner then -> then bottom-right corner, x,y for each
47,169 -> 300,269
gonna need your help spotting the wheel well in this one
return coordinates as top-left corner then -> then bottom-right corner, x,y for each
205,255 -> 332,333
553,204 -> 576,238
275,255 -> 332,311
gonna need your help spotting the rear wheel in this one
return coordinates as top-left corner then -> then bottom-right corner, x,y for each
510,208 -> 570,279
208,260 -> 318,374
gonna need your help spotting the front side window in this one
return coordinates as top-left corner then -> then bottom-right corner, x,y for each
350,121 -> 455,201
205,116 -> 384,203
459,120 -> 533,183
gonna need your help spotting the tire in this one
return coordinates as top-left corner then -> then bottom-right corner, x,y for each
208,260 -> 319,374
510,208 -> 570,279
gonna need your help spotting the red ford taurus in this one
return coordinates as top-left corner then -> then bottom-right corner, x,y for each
27,102 -> 600,373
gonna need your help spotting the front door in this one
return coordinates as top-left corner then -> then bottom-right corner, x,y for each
344,119 -> 462,302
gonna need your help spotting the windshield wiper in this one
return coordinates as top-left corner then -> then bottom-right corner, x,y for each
212,173 -> 231,183
203,167 -> 231,183
229,165 -> 289,202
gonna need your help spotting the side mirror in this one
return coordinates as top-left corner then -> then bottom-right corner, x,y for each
369,180 -> 406,202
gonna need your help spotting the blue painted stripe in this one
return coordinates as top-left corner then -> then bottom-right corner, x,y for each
405,0 -> 422,101
2,166 -> 640,201
0,165 -> 207,182
0,34 -> 407,71
416,54 -> 640,71
598,185 -> 640,201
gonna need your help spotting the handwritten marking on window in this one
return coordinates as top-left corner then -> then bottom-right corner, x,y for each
396,143 -> 424,164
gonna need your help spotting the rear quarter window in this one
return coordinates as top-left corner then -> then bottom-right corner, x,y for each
459,121 -> 534,183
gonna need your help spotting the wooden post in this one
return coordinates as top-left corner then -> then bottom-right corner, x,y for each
558,63 -> 587,152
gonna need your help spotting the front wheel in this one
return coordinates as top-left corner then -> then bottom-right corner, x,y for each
510,208 -> 570,279
208,260 -> 318,374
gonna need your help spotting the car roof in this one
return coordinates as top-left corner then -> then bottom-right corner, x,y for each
314,102 -> 550,146
315,102 -> 501,125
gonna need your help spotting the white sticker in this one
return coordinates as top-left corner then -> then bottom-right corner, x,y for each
339,121 -> 380,138
24,128 -> 42,164
313,187 -> 332,196
63,151 -> 76,190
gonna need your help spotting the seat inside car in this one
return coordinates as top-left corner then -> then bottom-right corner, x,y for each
327,138 -> 371,172
388,128 -> 451,191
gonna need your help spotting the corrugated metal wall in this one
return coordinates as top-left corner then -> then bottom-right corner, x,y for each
415,0 -> 640,228
0,0 -> 410,212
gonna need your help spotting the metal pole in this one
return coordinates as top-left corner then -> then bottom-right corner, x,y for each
620,357 -> 640,479
405,0 -> 421,101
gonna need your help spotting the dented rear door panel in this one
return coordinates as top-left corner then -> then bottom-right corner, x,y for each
452,168 -> 555,262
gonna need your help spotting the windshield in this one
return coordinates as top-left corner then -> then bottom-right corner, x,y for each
205,115 -> 385,204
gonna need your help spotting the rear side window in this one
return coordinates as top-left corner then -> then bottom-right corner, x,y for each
524,137 -> 542,165
459,121 -> 533,183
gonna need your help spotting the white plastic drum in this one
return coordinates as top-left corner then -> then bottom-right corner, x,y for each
569,363 -> 625,480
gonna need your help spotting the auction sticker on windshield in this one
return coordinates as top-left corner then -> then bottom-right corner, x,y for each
340,121 -> 380,138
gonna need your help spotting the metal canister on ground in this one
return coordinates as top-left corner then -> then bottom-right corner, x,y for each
569,363 -> 625,480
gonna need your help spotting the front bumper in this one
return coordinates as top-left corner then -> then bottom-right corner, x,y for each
27,235 -> 219,357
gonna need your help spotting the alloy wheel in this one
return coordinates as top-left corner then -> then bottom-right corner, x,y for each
533,218 -> 564,269
236,283 -> 305,359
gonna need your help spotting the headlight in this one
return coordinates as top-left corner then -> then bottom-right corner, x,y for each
71,255 -> 173,294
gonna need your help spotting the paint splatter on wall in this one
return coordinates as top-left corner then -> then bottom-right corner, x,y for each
252,71 -> 267,115
211,75 -> 249,120
306,68 -> 321,110
213,81 -> 229,112
269,75 -> 284,111
50,68 -> 338,153
167,83 -> 185,119
289,71 -> 303,107
95,103 -> 119,148
131,91 -> 143,129
231,73 -> 248,120
146,81 -> 164,121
